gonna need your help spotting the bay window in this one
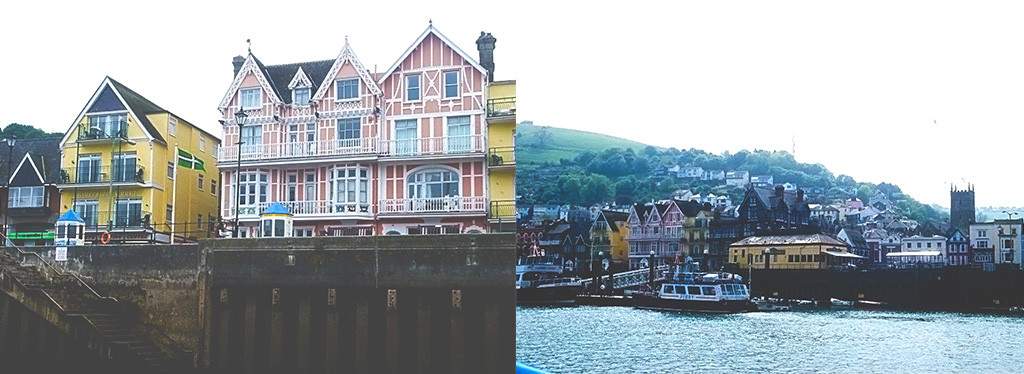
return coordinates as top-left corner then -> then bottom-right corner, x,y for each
9,186 -> 44,208
330,167 -> 369,212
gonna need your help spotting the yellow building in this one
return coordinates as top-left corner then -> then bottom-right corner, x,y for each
591,210 -> 630,268
57,77 -> 221,243
729,233 -> 859,270
486,79 -> 516,232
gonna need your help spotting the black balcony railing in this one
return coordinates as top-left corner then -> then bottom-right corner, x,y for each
78,210 -> 153,229
78,124 -> 128,141
59,166 -> 145,184
490,200 -> 516,219
486,97 -> 516,118
488,146 -> 515,167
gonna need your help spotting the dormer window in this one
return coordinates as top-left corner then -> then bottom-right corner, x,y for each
240,88 -> 261,109
336,79 -> 359,101
293,87 -> 310,106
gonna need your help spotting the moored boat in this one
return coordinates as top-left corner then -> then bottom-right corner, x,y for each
633,262 -> 755,313
517,256 -> 582,305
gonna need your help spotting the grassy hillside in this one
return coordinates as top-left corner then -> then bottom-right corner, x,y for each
516,121 -> 655,164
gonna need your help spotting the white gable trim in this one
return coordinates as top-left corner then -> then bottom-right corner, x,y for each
218,54 -> 283,109
60,77 -> 156,147
313,42 -> 382,100
288,67 -> 313,90
377,24 -> 487,86
10,153 -> 44,185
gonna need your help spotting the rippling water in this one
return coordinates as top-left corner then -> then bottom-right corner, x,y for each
517,306 -> 1024,373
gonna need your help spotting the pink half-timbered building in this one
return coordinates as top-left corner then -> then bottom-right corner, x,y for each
216,24 -> 491,237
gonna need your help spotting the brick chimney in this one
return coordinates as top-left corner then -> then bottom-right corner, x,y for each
232,55 -> 245,78
775,185 -> 785,197
476,32 -> 496,82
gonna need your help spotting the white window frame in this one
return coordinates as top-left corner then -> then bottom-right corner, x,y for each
198,174 -> 204,191
211,179 -> 217,196
88,112 -> 128,138
446,115 -> 472,153
168,118 -> 177,136
167,161 -> 175,180
406,167 -> 460,200
293,87 -> 311,106
199,136 -> 206,151
405,74 -> 421,101
336,79 -> 360,101
9,186 -> 44,208
443,70 -> 459,98
330,166 -> 369,212
239,172 -> 269,207
240,88 -> 261,109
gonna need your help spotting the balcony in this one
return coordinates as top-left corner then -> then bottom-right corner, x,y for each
216,138 -> 378,163
227,200 -> 372,218
379,135 -> 485,158
79,210 -> 153,230
489,200 -> 516,220
58,166 -> 146,186
77,125 -> 129,142
486,97 -> 516,119
379,196 -> 486,215
488,146 -> 515,168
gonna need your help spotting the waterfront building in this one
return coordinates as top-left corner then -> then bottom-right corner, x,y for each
591,209 -> 629,270
888,235 -> 946,268
728,233 -> 858,270
837,228 -> 870,259
709,185 -> 816,271
216,24 -> 497,237
0,138 -> 62,246
626,201 -> 684,269
58,77 -> 220,244
485,74 -> 515,233
945,228 -> 970,266
676,199 -> 712,266
862,228 -> 887,263
969,219 -> 1023,268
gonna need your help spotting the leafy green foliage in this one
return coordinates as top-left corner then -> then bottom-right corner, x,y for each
1,123 -> 62,139
517,125 -> 948,225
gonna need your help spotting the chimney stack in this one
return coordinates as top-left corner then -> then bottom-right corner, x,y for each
476,31 -> 496,82
797,189 -> 805,202
775,185 -> 785,197
232,55 -> 245,78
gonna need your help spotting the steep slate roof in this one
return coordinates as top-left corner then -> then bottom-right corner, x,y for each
599,210 -> 629,232
674,199 -> 710,217
260,59 -> 335,104
1,137 -> 61,185
839,228 -> 869,249
730,233 -> 849,247
107,78 -> 166,143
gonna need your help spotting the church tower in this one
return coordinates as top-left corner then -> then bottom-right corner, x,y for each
950,184 -> 975,232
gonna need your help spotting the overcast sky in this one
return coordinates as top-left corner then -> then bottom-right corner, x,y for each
3,1 -> 1023,208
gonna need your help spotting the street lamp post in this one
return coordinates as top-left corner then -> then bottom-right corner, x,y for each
232,110 -> 248,238
2,135 -> 14,247
648,249 -> 656,294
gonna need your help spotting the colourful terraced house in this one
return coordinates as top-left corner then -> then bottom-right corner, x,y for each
58,77 -> 221,243
481,32 -> 517,233
216,23 -> 509,237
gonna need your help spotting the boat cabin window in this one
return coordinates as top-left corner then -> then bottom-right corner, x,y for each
687,286 -> 701,295
522,273 -> 541,281
722,285 -> 733,295
662,285 -> 674,294
702,286 -> 716,295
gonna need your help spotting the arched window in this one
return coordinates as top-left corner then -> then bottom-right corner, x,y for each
407,168 -> 459,199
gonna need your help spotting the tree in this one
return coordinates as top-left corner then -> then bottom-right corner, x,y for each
533,126 -> 552,147
2,123 -> 61,139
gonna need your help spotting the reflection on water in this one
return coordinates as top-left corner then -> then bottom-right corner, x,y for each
517,306 -> 1024,374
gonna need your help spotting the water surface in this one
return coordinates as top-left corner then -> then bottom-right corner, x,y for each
517,306 -> 1023,373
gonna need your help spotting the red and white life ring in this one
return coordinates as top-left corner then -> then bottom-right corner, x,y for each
100,231 -> 111,244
